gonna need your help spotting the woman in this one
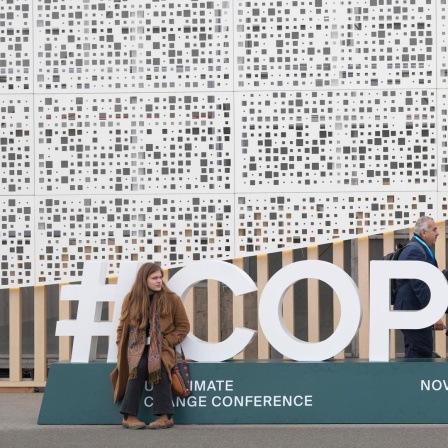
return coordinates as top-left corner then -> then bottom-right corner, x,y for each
111,263 -> 190,429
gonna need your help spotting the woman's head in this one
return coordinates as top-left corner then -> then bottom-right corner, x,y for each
123,263 -> 174,327
135,262 -> 164,293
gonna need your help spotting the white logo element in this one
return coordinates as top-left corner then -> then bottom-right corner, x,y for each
55,259 -> 448,363
56,260 -> 257,363
56,262 -> 141,362
369,260 -> 448,362
259,260 -> 362,361
167,260 -> 258,361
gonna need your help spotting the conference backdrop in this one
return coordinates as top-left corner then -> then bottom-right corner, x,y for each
1,0 -> 448,287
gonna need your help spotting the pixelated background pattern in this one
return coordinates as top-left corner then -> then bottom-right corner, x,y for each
436,89 -> 448,191
35,93 -> 233,194
35,195 -> 234,283
437,0 -> 448,87
1,0 -> 448,285
0,94 -> 33,194
0,0 -> 32,93
34,0 -> 233,93
235,0 -> 435,91
235,89 -> 437,192
235,192 -> 440,256
0,197 -> 34,287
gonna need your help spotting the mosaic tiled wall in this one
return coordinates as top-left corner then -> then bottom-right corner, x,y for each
2,0 -> 448,286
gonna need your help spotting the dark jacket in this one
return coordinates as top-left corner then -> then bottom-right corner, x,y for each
394,236 -> 437,312
393,235 -> 437,358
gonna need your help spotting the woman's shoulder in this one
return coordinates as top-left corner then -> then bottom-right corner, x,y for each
168,291 -> 182,301
167,291 -> 184,307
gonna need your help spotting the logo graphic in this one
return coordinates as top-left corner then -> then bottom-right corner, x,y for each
56,262 -> 140,362
56,260 -> 448,363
